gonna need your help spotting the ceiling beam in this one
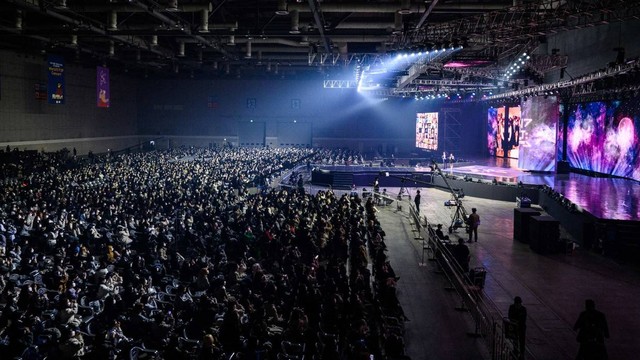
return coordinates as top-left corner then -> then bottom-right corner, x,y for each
307,0 -> 331,53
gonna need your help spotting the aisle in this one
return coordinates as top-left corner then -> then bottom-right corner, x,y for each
375,206 -> 490,360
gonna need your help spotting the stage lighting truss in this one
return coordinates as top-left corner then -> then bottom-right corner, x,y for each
502,52 -> 531,81
486,58 -> 640,101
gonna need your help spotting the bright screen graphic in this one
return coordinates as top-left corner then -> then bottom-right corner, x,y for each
557,103 -> 565,161
566,99 -> 640,180
416,112 -> 438,150
487,106 -> 505,156
519,96 -> 559,171
488,105 -> 521,159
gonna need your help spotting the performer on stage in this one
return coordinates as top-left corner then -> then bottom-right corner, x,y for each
442,151 -> 447,167
449,153 -> 455,174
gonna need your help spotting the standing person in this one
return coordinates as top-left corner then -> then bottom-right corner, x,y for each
508,296 -> 527,359
414,190 -> 421,214
452,238 -> 470,272
467,208 -> 480,243
574,299 -> 609,360
449,153 -> 455,174
442,151 -> 447,167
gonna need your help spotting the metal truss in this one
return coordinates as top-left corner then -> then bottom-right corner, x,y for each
484,58 -> 640,100
528,54 -> 568,74
412,0 -> 640,45
323,80 -> 357,88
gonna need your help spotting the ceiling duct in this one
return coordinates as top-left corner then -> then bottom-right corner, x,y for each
54,0 -> 67,10
398,0 -> 412,15
290,10 -> 300,34
245,41 -> 252,59
276,0 -> 289,16
394,12 -> 403,35
108,11 -> 117,31
15,10 -> 23,30
166,0 -> 179,12
177,41 -> 185,57
199,9 -> 209,32
227,35 -> 236,46
150,35 -> 158,47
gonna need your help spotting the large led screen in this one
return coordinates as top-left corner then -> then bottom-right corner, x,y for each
416,112 -> 438,150
487,106 -> 505,156
488,106 -> 520,158
566,99 -> 640,180
518,96 -> 559,171
557,103 -> 565,161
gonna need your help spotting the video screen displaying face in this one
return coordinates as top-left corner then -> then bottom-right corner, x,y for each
416,112 -> 438,150
488,106 -> 520,158
518,96 -> 558,171
566,99 -> 640,179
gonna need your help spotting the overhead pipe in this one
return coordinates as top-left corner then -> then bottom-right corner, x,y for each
244,40 -> 252,59
8,0 -> 174,59
69,3 -> 212,12
308,35 -> 391,43
108,10 -> 117,30
131,1 -> 233,58
394,12 -> 402,34
199,9 -> 209,33
290,9 -> 300,34
177,41 -> 185,57
234,38 -> 306,47
335,22 -> 395,30
288,2 -> 507,13
16,9 -> 23,30
276,0 -> 289,15
398,0 -> 412,14
249,46 -> 310,53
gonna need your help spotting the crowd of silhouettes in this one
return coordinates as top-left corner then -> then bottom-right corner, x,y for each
0,146 -> 406,360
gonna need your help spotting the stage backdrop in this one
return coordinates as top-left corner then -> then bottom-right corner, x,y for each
566,98 -> 640,180
518,96 -> 559,171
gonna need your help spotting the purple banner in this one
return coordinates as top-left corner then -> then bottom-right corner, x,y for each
97,66 -> 110,108
47,55 -> 65,104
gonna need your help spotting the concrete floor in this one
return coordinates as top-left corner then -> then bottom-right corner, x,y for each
370,187 -> 640,360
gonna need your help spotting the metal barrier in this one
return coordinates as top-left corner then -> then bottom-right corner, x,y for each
406,204 -> 518,360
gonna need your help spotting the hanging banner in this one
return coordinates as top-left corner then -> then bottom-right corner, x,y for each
47,55 -> 65,104
97,66 -> 110,108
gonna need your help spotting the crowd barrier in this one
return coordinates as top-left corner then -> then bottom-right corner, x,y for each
404,201 -> 519,360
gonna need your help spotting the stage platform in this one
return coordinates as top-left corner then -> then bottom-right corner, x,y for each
312,156 -> 640,222
311,156 -> 640,259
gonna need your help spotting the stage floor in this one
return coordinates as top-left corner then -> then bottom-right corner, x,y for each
450,157 -> 640,221
317,156 -> 640,221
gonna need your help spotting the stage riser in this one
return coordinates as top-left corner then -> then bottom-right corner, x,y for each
539,192 -> 597,248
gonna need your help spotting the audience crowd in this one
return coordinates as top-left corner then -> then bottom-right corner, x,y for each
0,146 -> 405,360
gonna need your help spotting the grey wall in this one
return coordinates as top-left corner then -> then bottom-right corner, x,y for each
0,50 -> 140,154
136,77 -> 485,155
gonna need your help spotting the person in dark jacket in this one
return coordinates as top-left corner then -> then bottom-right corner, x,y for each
574,299 -> 609,360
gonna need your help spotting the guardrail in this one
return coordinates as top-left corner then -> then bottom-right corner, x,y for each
405,200 -> 519,360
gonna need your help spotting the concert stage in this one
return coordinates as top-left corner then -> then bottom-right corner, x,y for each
311,156 -> 640,259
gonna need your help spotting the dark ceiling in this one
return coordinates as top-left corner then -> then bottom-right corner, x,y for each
1,0 -> 639,96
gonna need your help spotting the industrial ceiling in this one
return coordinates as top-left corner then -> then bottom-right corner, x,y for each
1,0 -> 639,97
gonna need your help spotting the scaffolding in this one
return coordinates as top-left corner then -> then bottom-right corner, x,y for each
441,108 -> 463,157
